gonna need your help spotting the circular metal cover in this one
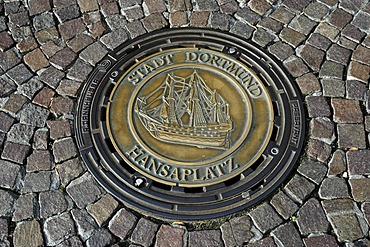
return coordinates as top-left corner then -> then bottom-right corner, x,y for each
75,28 -> 305,221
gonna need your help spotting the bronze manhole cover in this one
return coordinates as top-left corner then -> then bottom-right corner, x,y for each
75,28 -> 305,221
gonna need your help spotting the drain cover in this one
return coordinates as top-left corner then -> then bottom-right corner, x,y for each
75,28 -> 305,221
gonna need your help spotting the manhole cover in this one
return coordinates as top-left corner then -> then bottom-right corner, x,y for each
75,28 -> 305,221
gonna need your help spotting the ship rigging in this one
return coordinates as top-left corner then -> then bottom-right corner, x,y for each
136,70 -> 233,149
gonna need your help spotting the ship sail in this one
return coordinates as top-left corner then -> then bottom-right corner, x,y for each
136,70 -> 233,149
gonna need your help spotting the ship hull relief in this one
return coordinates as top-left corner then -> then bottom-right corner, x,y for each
136,71 -> 233,149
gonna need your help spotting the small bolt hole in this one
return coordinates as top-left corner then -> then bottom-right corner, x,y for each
271,147 -> 279,156
134,177 -> 147,188
228,47 -> 237,54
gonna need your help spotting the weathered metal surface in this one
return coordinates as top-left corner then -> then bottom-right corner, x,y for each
75,28 -> 305,221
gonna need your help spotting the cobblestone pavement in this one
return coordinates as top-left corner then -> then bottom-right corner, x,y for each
0,0 -> 370,246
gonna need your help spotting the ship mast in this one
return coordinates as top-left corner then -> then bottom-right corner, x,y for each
189,72 -> 207,127
166,75 -> 179,125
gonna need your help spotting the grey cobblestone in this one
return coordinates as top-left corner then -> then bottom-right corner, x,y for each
296,198 -> 330,235
221,215 -> 254,246
32,12 -> 55,31
29,0 -> 51,16
155,225 -> 186,247
271,223 -> 304,247
328,213 -> 365,242
337,124 -> 366,149
66,173 -> 102,208
108,208 -> 137,239
283,56 -> 309,77
100,28 -> 128,50
39,66 -> 65,89
258,18 -> 283,34
27,149 -> 53,172
249,203 -> 283,234
315,23 -> 340,41
125,21 -> 147,39
86,228 -> 114,247
328,8 -> 353,29
52,137 -> 77,163
56,236 -> 83,247
12,193 -> 36,222
67,34 -> 94,53
71,208 -> 98,241
327,44 -> 352,65
342,24 -> 366,43
339,0 -> 368,14
347,150 -> 370,176
297,160 -> 327,184
346,80 -> 367,101
0,50 -> 20,71
352,11 -> 370,32
47,120 -> 71,140
284,175 -> 315,204
349,178 -> 370,202
270,6 -> 295,24
188,230 -> 223,247
303,234 -> 339,247
39,190 -> 68,218
131,218 -> 159,247
7,123 -> 34,145
209,12 -> 231,31
1,142 -> 30,164
22,171 -> 52,193
268,41 -> 294,61
44,212 -> 76,246
0,112 -> 15,133
230,21 -> 253,39
57,79 -> 81,97
248,237 -> 276,247
13,220 -> 44,247
142,13 -> 168,32
67,59 -> 93,82
105,14 -> 127,30
322,79 -> 345,97
0,190 -> 14,217
79,42 -> 108,66
319,177 -> 349,199
328,150 -> 346,176
3,94 -> 28,115
6,63 -> 32,85
319,61 -> 344,79
57,158 -> 84,186
270,191 -> 299,220
0,218 -> 8,236
32,128 -> 49,150
0,160 -> 20,190
86,194 -> 118,226
289,15 -> 316,35
304,2 -> 329,21
17,77 -> 44,99
51,97 -> 74,116
306,96 -> 331,118
280,28 -> 306,47
19,103 -> 49,127
352,45 -> 370,66
332,99 -> 363,123
55,4 -> 80,23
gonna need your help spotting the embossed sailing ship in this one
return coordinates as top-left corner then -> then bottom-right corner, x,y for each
136,70 -> 233,149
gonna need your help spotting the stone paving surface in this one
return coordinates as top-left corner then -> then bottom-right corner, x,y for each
0,0 -> 369,246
